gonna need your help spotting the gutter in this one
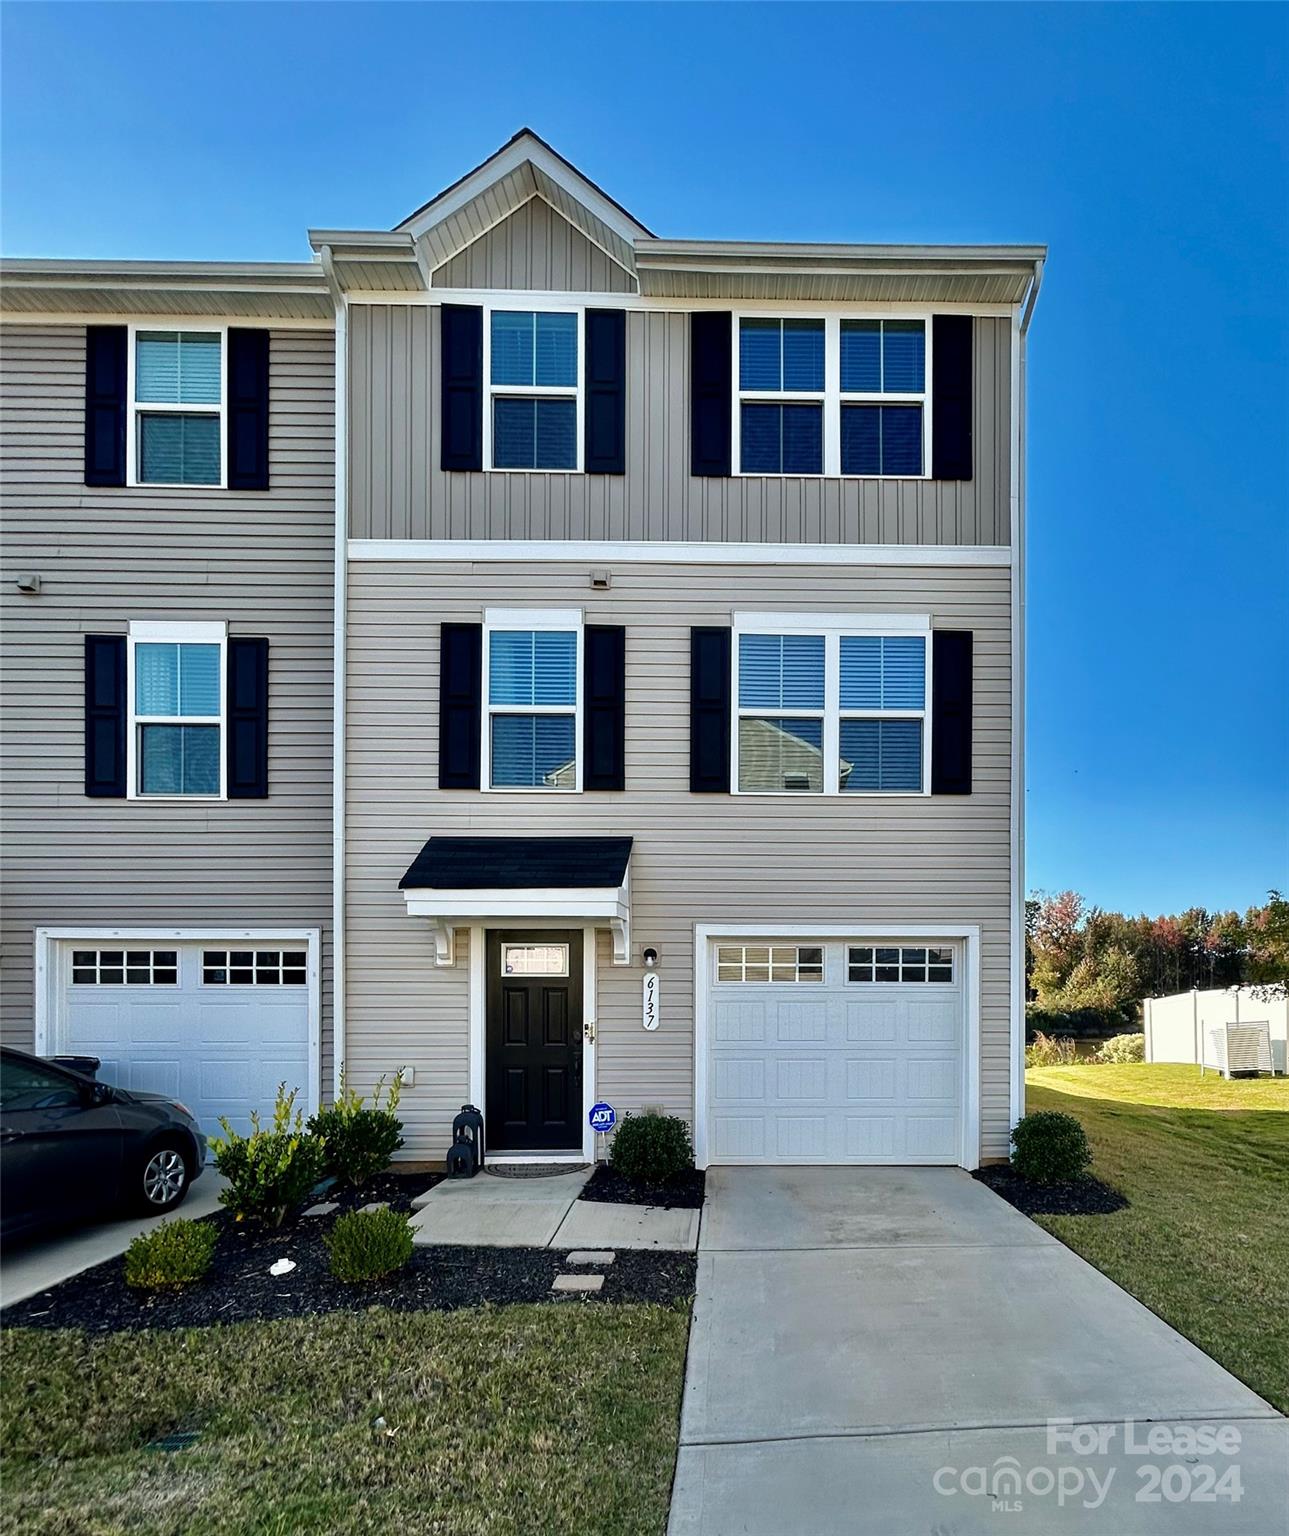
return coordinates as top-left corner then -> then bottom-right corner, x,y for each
321,246 -> 348,1101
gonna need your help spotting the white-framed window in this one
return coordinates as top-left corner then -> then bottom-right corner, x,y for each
202,949 -> 307,986
127,324 -> 226,488
501,943 -> 570,977
848,945 -> 955,984
484,306 -> 582,472
715,944 -> 824,983
127,620 -> 226,799
734,312 -> 930,479
70,948 -> 178,985
732,612 -> 931,795
483,607 -> 583,791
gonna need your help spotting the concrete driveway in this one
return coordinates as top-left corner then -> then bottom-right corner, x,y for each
1,1173 -> 226,1308
669,1168 -> 1288,1535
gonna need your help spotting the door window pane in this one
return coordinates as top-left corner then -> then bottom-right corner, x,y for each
502,944 -> 570,977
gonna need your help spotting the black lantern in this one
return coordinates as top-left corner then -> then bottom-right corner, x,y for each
451,1103 -> 485,1170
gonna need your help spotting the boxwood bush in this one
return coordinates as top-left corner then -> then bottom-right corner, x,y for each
324,1207 -> 414,1283
124,1218 -> 217,1290
609,1112 -> 694,1184
308,1070 -> 404,1189
210,1083 -> 327,1226
1010,1110 -> 1092,1184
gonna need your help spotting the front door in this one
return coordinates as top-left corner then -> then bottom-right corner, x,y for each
485,930 -> 583,1152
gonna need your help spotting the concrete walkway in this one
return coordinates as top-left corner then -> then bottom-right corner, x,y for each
1,1173 -> 226,1308
409,1167 -> 700,1250
668,1168 -> 1288,1535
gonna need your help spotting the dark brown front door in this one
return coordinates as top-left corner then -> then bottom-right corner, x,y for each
485,930 -> 583,1152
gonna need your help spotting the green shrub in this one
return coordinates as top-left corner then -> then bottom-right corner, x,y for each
1011,1110 -> 1092,1184
124,1218 -> 217,1291
609,1113 -> 694,1184
324,1208 -> 414,1283
1026,1003 -> 1136,1040
308,1070 -> 404,1189
1025,1031 -> 1080,1068
1094,1032 -> 1145,1064
209,1084 -> 327,1227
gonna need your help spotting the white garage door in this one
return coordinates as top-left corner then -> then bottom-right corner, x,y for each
705,939 -> 965,1165
54,938 -> 314,1141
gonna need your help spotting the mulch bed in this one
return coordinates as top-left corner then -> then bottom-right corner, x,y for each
1,1169 -> 695,1335
578,1164 -> 706,1210
974,1164 -> 1129,1216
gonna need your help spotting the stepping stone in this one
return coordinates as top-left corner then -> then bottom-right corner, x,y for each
302,1201 -> 339,1217
564,1250 -> 616,1265
358,1202 -> 388,1215
552,1273 -> 605,1294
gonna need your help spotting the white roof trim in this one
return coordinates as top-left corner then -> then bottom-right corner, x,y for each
403,875 -> 631,967
398,132 -> 649,259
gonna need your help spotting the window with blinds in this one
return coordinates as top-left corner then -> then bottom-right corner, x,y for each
134,330 -> 222,485
489,310 -> 579,471
736,314 -> 928,478
487,625 -> 580,789
734,621 -> 929,794
131,633 -> 224,797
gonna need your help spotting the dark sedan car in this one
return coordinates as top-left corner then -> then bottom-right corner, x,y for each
0,1047 -> 205,1240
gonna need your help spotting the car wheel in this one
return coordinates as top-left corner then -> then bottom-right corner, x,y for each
135,1141 -> 192,1214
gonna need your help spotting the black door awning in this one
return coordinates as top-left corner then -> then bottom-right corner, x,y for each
398,837 -> 633,967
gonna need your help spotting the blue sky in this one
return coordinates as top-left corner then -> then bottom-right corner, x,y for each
3,2 -> 1286,916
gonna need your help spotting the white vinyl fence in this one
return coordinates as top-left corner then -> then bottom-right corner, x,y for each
1144,987 -> 1288,1075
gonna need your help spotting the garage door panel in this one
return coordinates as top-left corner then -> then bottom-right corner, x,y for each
708,941 -> 964,1166
60,940 -> 310,1143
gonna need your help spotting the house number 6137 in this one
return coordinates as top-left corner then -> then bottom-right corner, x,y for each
642,972 -> 660,1031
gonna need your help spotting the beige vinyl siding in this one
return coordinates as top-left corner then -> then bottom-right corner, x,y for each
431,197 -> 636,293
0,323 -> 336,1082
348,307 -> 1011,546
345,559 -> 1013,1160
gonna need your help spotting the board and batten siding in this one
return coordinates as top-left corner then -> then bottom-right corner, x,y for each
345,559 -> 1013,1160
0,322 -> 337,1085
430,198 -> 636,293
348,308 -> 1012,546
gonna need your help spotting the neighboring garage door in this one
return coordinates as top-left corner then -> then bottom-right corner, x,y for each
52,939 -> 315,1141
705,939 -> 965,1165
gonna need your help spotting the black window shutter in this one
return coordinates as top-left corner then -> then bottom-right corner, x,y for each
227,329 -> 270,490
440,305 -> 483,472
583,625 -> 626,790
931,630 -> 973,794
84,326 -> 127,487
439,623 -> 482,789
227,638 -> 270,798
584,309 -> 626,474
690,312 -> 732,477
690,627 -> 732,792
931,314 -> 973,481
84,635 -> 127,796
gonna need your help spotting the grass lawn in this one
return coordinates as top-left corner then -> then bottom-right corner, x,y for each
1025,1063 -> 1289,1414
1,1303 -> 690,1536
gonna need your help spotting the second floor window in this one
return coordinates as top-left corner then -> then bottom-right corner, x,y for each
736,315 -> 928,478
133,329 -> 223,486
734,618 -> 929,795
129,622 -> 225,797
485,613 -> 581,789
488,310 -> 580,471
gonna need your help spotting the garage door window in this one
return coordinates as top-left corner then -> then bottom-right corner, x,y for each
202,949 -> 306,986
716,944 -> 824,983
71,949 -> 178,985
848,946 -> 953,983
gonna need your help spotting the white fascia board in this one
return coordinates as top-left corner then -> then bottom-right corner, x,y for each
400,135 -> 649,248
349,539 -> 1011,567
402,886 -> 626,921
732,611 -> 930,634
484,606 -> 583,629
129,619 -> 227,642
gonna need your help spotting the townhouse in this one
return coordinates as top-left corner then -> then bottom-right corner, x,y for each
0,130 -> 1043,1166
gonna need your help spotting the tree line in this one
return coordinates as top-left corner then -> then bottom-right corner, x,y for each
1026,890 -> 1288,1023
